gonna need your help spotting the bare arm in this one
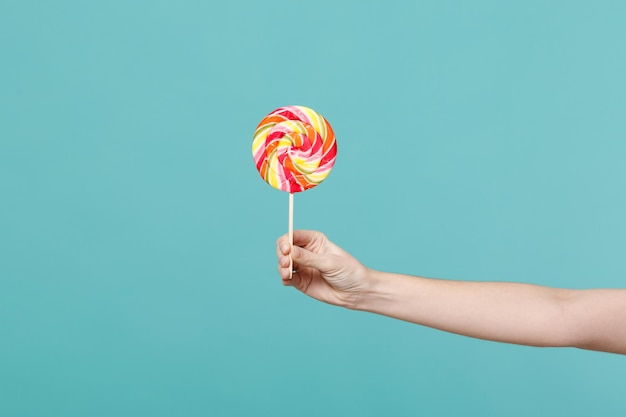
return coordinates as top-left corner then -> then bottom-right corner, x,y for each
277,230 -> 626,355
357,270 -> 626,354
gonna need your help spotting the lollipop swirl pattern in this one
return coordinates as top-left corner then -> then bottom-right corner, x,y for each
252,106 -> 337,193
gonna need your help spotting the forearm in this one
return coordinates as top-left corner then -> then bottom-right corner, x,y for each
356,270 -> 581,349
280,230 -> 626,354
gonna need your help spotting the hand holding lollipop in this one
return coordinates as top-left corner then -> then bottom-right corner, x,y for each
252,105 -> 337,277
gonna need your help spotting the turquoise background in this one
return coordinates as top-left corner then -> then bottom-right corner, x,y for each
1,0 -> 625,415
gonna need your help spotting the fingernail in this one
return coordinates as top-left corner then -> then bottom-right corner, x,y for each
291,246 -> 299,257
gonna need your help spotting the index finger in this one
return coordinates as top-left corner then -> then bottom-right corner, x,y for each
276,235 -> 291,256
292,229 -> 325,247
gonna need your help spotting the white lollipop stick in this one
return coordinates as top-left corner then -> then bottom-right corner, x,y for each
289,192 -> 294,279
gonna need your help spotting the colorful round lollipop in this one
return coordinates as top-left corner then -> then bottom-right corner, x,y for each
252,105 -> 337,277
252,106 -> 337,193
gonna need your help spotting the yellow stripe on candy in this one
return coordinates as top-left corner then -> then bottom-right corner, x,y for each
300,107 -> 326,140
265,149 -> 281,189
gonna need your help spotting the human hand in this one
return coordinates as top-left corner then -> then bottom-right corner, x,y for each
276,230 -> 370,309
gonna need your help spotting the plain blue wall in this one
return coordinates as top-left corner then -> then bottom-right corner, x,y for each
1,1 -> 625,416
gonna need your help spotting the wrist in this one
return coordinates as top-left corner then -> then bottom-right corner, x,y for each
351,268 -> 393,312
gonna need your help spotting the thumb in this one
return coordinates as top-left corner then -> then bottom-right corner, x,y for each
291,246 -> 329,270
